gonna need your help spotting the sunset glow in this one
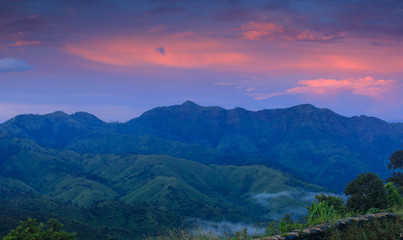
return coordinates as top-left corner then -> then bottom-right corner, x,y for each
1,0 -> 402,122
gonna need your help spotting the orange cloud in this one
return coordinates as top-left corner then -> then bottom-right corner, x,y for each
65,35 -> 248,70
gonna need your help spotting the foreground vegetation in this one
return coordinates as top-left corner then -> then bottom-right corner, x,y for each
152,148 -> 403,240
151,195 -> 402,240
2,218 -> 76,240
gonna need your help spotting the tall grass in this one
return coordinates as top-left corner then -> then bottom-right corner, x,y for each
149,228 -> 250,240
307,201 -> 336,225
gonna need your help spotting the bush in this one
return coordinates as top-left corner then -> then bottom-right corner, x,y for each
315,194 -> 344,211
265,214 -> 305,236
325,216 -> 401,240
2,218 -> 76,240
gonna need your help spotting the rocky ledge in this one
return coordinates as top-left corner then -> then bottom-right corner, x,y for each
259,213 -> 399,240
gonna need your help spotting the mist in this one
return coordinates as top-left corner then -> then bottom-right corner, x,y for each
188,219 -> 265,237
251,190 -> 346,220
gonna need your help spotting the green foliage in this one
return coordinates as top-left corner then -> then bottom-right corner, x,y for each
325,216 -> 401,240
386,149 -> 403,193
227,228 -> 249,240
155,229 -> 220,240
314,193 -> 346,214
151,228 -> 250,240
365,208 -> 382,214
265,214 -> 305,236
387,149 -> 403,170
307,201 -> 335,225
344,173 -> 388,214
0,134 -> 325,237
2,218 -> 76,240
385,182 -> 402,207
264,222 -> 278,236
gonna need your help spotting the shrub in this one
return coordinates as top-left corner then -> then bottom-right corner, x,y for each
307,201 -> 336,225
2,218 -> 76,240
265,214 -> 305,236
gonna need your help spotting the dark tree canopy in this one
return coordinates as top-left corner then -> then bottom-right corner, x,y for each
386,149 -> 403,193
387,149 -> 403,170
344,172 -> 388,213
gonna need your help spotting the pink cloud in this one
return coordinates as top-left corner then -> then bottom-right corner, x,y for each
249,76 -> 397,100
63,31 -> 403,76
65,35 -> 249,70
240,21 -> 284,40
287,76 -> 396,97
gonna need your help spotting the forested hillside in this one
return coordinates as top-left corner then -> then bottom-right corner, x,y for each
1,102 -> 402,239
1,101 -> 402,190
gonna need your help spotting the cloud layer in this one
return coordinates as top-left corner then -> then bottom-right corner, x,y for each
246,76 -> 397,100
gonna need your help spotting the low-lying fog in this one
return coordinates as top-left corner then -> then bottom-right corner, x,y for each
190,190 -> 346,236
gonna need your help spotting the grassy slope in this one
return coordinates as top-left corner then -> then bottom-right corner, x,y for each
0,137 -> 326,232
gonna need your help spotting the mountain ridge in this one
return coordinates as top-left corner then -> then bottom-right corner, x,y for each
1,101 -> 402,191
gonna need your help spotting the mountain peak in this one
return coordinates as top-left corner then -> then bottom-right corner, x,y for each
292,104 -> 318,111
45,111 -> 69,118
181,100 -> 200,107
71,112 -> 103,122
71,112 -> 105,127
288,104 -> 336,116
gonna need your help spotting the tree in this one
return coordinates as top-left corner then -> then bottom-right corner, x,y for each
2,218 -> 76,240
315,193 -> 344,211
344,172 -> 388,213
386,149 -> 403,193
385,182 -> 402,207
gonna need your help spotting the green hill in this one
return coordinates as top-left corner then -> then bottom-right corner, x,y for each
0,137 -> 325,239
1,102 -> 402,191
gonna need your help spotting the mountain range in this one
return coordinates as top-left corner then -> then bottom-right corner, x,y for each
0,101 -> 402,239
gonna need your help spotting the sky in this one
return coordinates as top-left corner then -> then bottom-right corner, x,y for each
1,0 -> 403,123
